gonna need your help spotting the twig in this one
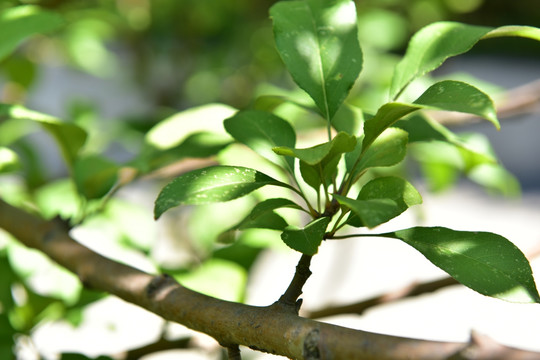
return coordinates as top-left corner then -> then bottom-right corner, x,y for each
2,198 -> 540,359
305,242 -> 540,319
276,254 -> 313,313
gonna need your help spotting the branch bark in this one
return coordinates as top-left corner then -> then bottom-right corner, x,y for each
1,198 -> 539,360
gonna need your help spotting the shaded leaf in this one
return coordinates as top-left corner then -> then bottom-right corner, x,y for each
154,166 -> 293,219
382,227 -> 540,303
224,110 -> 296,172
273,131 -> 356,165
228,198 -> 302,231
270,0 -> 362,120
73,155 -> 118,199
281,217 -> 331,255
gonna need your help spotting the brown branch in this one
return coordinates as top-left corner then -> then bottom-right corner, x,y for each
276,254 -> 313,312
2,197 -> 540,360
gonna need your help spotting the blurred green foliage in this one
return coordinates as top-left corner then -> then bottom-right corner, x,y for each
0,0 -> 537,358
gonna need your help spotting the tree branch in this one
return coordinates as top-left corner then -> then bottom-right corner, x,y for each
1,197 -> 539,359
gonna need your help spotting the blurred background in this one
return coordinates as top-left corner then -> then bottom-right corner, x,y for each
0,0 -> 539,359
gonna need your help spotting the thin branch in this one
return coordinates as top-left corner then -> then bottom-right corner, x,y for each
276,254 -> 313,312
305,277 -> 458,319
2,198 -> 540,359
305,242 -> 540,320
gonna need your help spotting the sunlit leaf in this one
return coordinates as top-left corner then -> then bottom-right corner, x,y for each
348,128 -> 408,181
224,110 -> 296,172
0,147 -> 20,173
270,0 -> 362,120
413,80 -> 499,130
391,22 -> 540,100
382,227 -> 540,303
145,103 -> 236,150
0,5 -> 63,62
0,104 -> 87,167
281,217 -> 331,255
154,166 -> 294,219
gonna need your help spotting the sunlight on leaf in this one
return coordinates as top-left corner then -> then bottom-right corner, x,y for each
383,227 -> 540,303
154,166 -> 294,219
270,0 -> 362,120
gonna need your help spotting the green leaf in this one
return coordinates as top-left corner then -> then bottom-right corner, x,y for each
73,155 -> 119,199
335,195 -> 398,228
349,128 -> 408,180
413,80 -> 499,130
270,0 -> 362,120
281,217 -> 331,255
0,5 -> 63,62
391,22 -> 540,100
382,227 -> 540,303
390,22 -> 492,99
363,80 -> 497,154
145,103 -> 235,150
224,110 -> 296,172
344,176 -> 422,228
0,147 -> 20,173
228,198 -> 302,231
0,104 -> 87,167
482,25 -> 540,42
154,166 -> 293,219
362,103 -> 419,153
273,131 -> 356,166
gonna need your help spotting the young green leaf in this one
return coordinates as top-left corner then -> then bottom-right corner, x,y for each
0,5 -> 63,62
335,195 -> 398,229
270,0 -> 362,120
154,166 -> 294,219
0,104 -> 87,166
228,198 -> 302,231
391,22 -> 540,100
281,217 -> 331,255
363,80 -> 497,154
382,227 -> 540,303
343,176 -> 422,227
224,110 -> 296,172
413,80 -> 499,130
348,128 -> 408,181
273,131 -> 356,165
73,155 -> 119,199
361,103 -> 419,153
